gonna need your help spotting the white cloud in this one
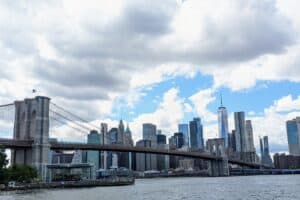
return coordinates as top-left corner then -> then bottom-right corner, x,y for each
48,87 -> 192,143
1,0 -> 300,152
265,94 -> 300,113
129,88 -> 186,142
189,88 -> 217,122
0,0 -> 298,110
249,95 -> 300,153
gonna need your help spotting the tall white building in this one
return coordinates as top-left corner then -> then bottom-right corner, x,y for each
218,96 -> 229,148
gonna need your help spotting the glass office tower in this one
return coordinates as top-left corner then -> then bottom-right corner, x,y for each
218,106 -> 229,148
189,118 -> 204,150
286,118 -> 300,155
178,124 -> 189,147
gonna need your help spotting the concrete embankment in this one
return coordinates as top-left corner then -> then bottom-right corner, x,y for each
1,177 -> 135,191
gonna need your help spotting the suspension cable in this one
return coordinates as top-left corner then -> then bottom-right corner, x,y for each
50,109 -> 91,131
50,116 -> 90,135
50,102 -> 99,130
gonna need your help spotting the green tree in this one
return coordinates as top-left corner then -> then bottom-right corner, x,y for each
7,165 -> 38,183
0,146 -> 8,169
0,146 -> 8,184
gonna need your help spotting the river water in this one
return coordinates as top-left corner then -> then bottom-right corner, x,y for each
1,175 -> 300,200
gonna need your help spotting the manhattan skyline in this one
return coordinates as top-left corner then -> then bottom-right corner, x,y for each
1,0 -> 300,156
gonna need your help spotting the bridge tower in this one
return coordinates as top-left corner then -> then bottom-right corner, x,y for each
207,138 -> 229,176
11,96 -> 50,181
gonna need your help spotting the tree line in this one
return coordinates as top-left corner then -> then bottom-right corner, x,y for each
0,146 -> 37,184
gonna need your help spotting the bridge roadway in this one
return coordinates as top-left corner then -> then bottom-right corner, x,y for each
0,138 -> 267,169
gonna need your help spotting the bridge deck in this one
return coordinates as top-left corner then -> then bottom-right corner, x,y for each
0,138 -> 270,168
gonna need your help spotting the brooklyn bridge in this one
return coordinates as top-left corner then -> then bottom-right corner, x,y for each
0,96 -> 271,181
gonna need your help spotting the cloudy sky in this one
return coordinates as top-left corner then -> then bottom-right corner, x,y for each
1,0 -> 300,154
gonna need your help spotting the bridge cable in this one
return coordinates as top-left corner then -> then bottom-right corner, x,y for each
49,116 -> 90,135
50,102 -> 99,130
49,109 -> 92,131
0,103 -> 14,108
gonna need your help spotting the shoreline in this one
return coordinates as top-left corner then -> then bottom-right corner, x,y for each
1,171 -> 299,192
135,169 -> 300,179
0,177 -> 135,192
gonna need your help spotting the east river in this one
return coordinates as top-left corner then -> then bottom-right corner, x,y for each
1,175 -> 300,200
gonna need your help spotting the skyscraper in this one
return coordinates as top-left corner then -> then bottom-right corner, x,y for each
218,96 -> 229,148
244,120 -> 257,163
245,120 -> 255,152
107,128 -> 118,168
108,128 -> 118,144
157,134 -> 167,144
118,121 -> 131,168
173,132 -> 185,149
178,124 -> 189,147
135,139 -> 152,171
143,123 -> 157,143
234,112 -> 246,153
118,119 -> 125,144
124,123 -> 133,146
157,134 -> 168,171
260,136 -> 273,165
260,136 -> 264,158
87,130 -> 101,170
263,136 -> 270,156
286,117 -> 300,155
189,118 -> 204,150
228,130 -> 236,152
142,123 -> 157,170
100,123 -> 108,169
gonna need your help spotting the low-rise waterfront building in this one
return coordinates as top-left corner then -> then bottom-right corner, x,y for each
273,153 -> 300,169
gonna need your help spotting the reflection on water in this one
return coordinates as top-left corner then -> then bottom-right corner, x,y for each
1,175 -> 300,200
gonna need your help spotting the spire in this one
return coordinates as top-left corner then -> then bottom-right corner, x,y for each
125,123 -> 131,133
221,92 -> 223,107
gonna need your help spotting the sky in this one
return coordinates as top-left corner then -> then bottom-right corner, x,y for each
1,0 -> 300,154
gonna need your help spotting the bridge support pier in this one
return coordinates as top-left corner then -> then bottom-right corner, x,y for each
208,159 -> 229,177
11,96 -> 50,181
207,138 -> 229,177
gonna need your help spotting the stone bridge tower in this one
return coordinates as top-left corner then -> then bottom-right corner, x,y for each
206,138 -> 229,176
11,96 -> 50,181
